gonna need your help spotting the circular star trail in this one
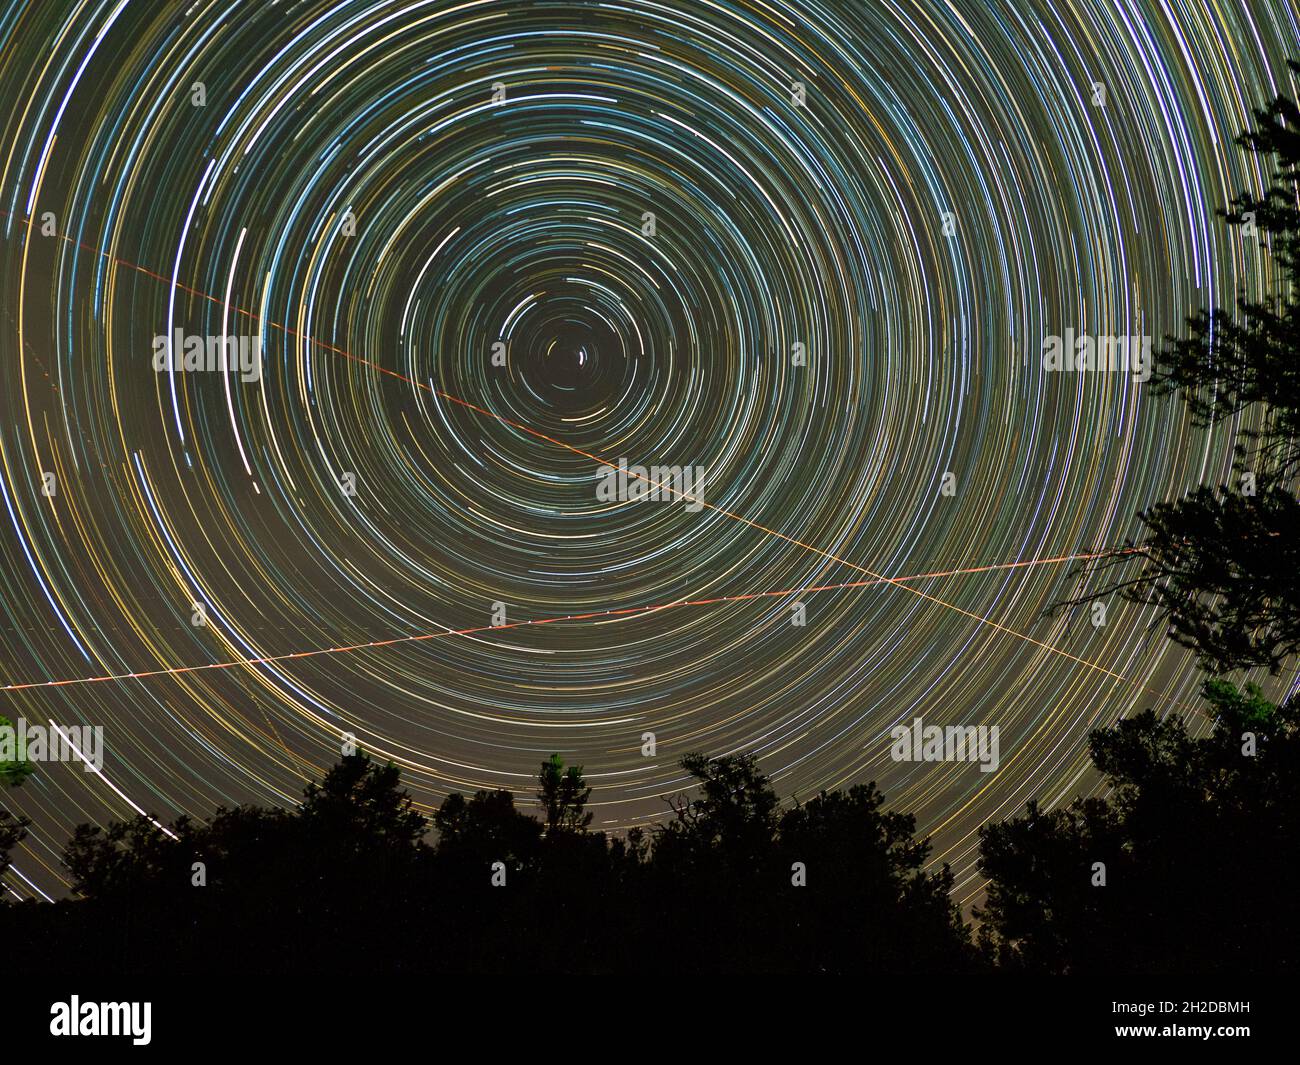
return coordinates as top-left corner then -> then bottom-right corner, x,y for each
1,0 -> 1297,902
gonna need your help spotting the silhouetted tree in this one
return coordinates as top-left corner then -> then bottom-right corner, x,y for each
64,814 -> 198,899
300,753 -> 427,851
777,784 -> 970,971
647,752 -> 974,972
655,752 -> 779,869
536,753 -> 593,833
432,787 -> 541,872
978,681 -> 1300,972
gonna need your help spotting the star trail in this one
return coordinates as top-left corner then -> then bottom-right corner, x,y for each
1,0 -> 1297,911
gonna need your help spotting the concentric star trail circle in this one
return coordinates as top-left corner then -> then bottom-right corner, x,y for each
0,0 -> 1296,902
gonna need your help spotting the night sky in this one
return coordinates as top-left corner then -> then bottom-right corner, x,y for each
1,0 -> 1297,905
